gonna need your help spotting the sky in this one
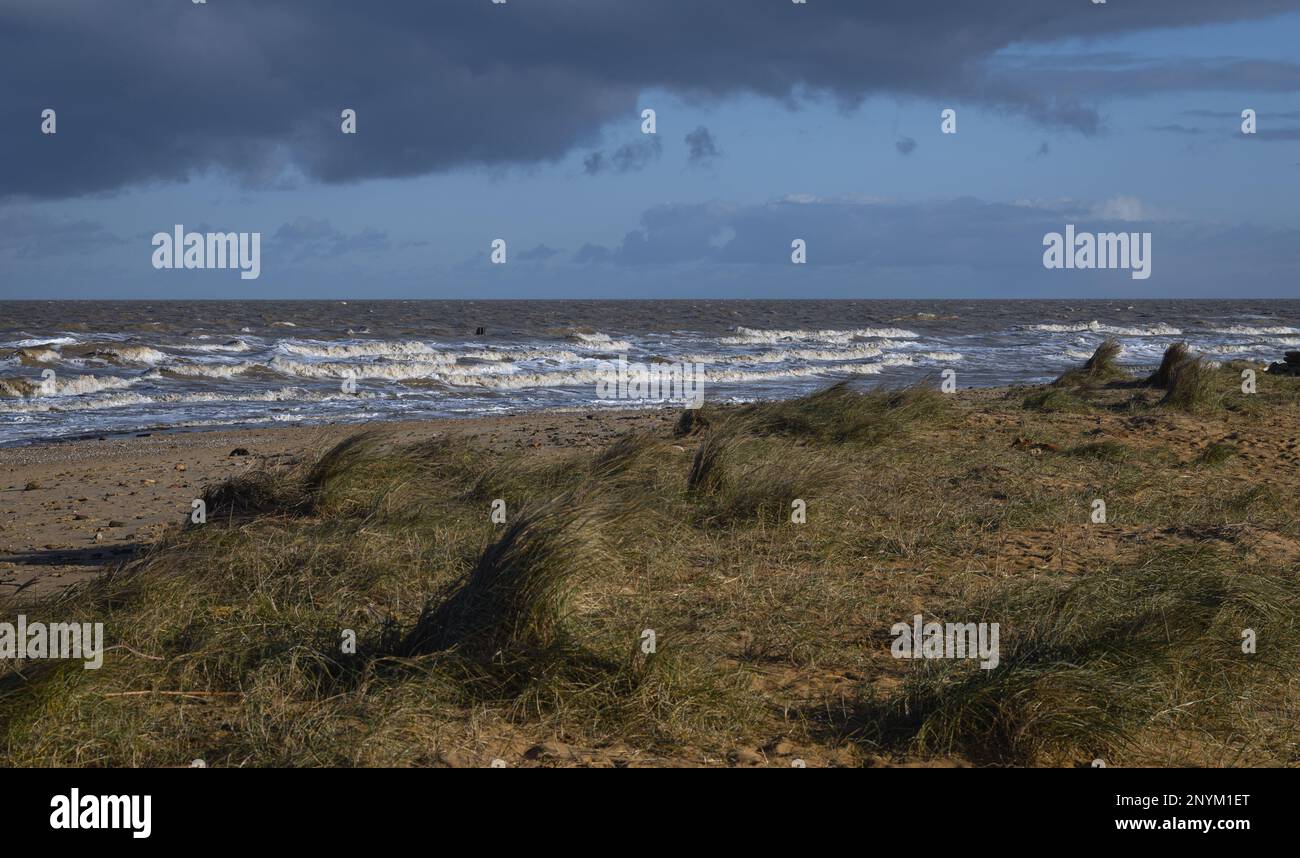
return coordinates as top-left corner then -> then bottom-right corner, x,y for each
1,0 -> 1298,300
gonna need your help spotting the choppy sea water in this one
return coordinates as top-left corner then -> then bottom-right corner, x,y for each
2,300 -> 1298,446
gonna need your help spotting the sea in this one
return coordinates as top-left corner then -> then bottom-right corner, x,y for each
2,299 -> 1298,446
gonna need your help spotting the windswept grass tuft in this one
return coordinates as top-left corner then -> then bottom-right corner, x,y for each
1148,342 -> 1191,389
400,491 -> 616,663
1023,388 -> 1090,413
870,548 -> 1300,765
1160,357 -> 1219,413
734,381 -> 949,446
1054,338 -> 1128,388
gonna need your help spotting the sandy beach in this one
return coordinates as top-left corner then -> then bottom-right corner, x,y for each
0,409 -> 672,600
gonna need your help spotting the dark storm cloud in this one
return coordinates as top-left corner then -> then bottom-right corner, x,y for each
684,126 -> 721,166
4,0 -> 1298,199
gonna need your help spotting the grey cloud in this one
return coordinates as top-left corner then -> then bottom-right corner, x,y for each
895,136 -> 918,156
993,56 -> 1300,101
272,218 -> 390,260
583,136 -> 663,175
684,126 -> 721,166
517,244 -> 562,261
1250,127 -> 1300,140
0,210 -> 124,259
1183,109 -> 1300,119
573,243 -> 614,264
571,196 -> 1300,295
5,0 -> 1296,199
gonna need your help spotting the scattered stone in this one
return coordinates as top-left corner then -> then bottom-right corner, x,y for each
436,749 -> 473,768
524,742 -> 575,762
1266,352 -> 1300,376
108,520 -> 125,528
229,448 -> 251,457
174,463 -> 187,471
1012,437 -> 1061,453
23,481 -> 41,491
730,749 -> 765,766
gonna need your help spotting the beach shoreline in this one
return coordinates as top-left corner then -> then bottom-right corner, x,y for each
0,406 -> 677,600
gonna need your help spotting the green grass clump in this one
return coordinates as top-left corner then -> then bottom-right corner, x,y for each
871,548 -> 1300,766
1023,388 -> 1090,413
734,381 -> 948,446
1065,441 -> 1131,462
401,491 -> 614,662
1160,357 -> 1219,413
1054,338 -> 1129,388
1194,441 -> 1237,466
1148,342 -> 1191,389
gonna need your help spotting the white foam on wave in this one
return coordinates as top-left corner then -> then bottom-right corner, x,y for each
1210,325 -> 1300,336
442,366 -> 609,389
719,326 -> 919,345
462,347 -> 582,364
273,339 -> 582,365
12,347 -> 62,364
1029,321 -> 1182,337
1204,343 -> 1263,355
0,372 -> 142,399
182,339 -> 253,353
0,386 -> 376,414
276,339 -> 448,359
268,355 -> 457,381
877,351 -> 963,368
89,345 -> 171,365
163,360 -> 260,379
677,343 -> 886,365
706,363 -> 884,383
3,336 -> 79,349
569,332 -> 633,351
